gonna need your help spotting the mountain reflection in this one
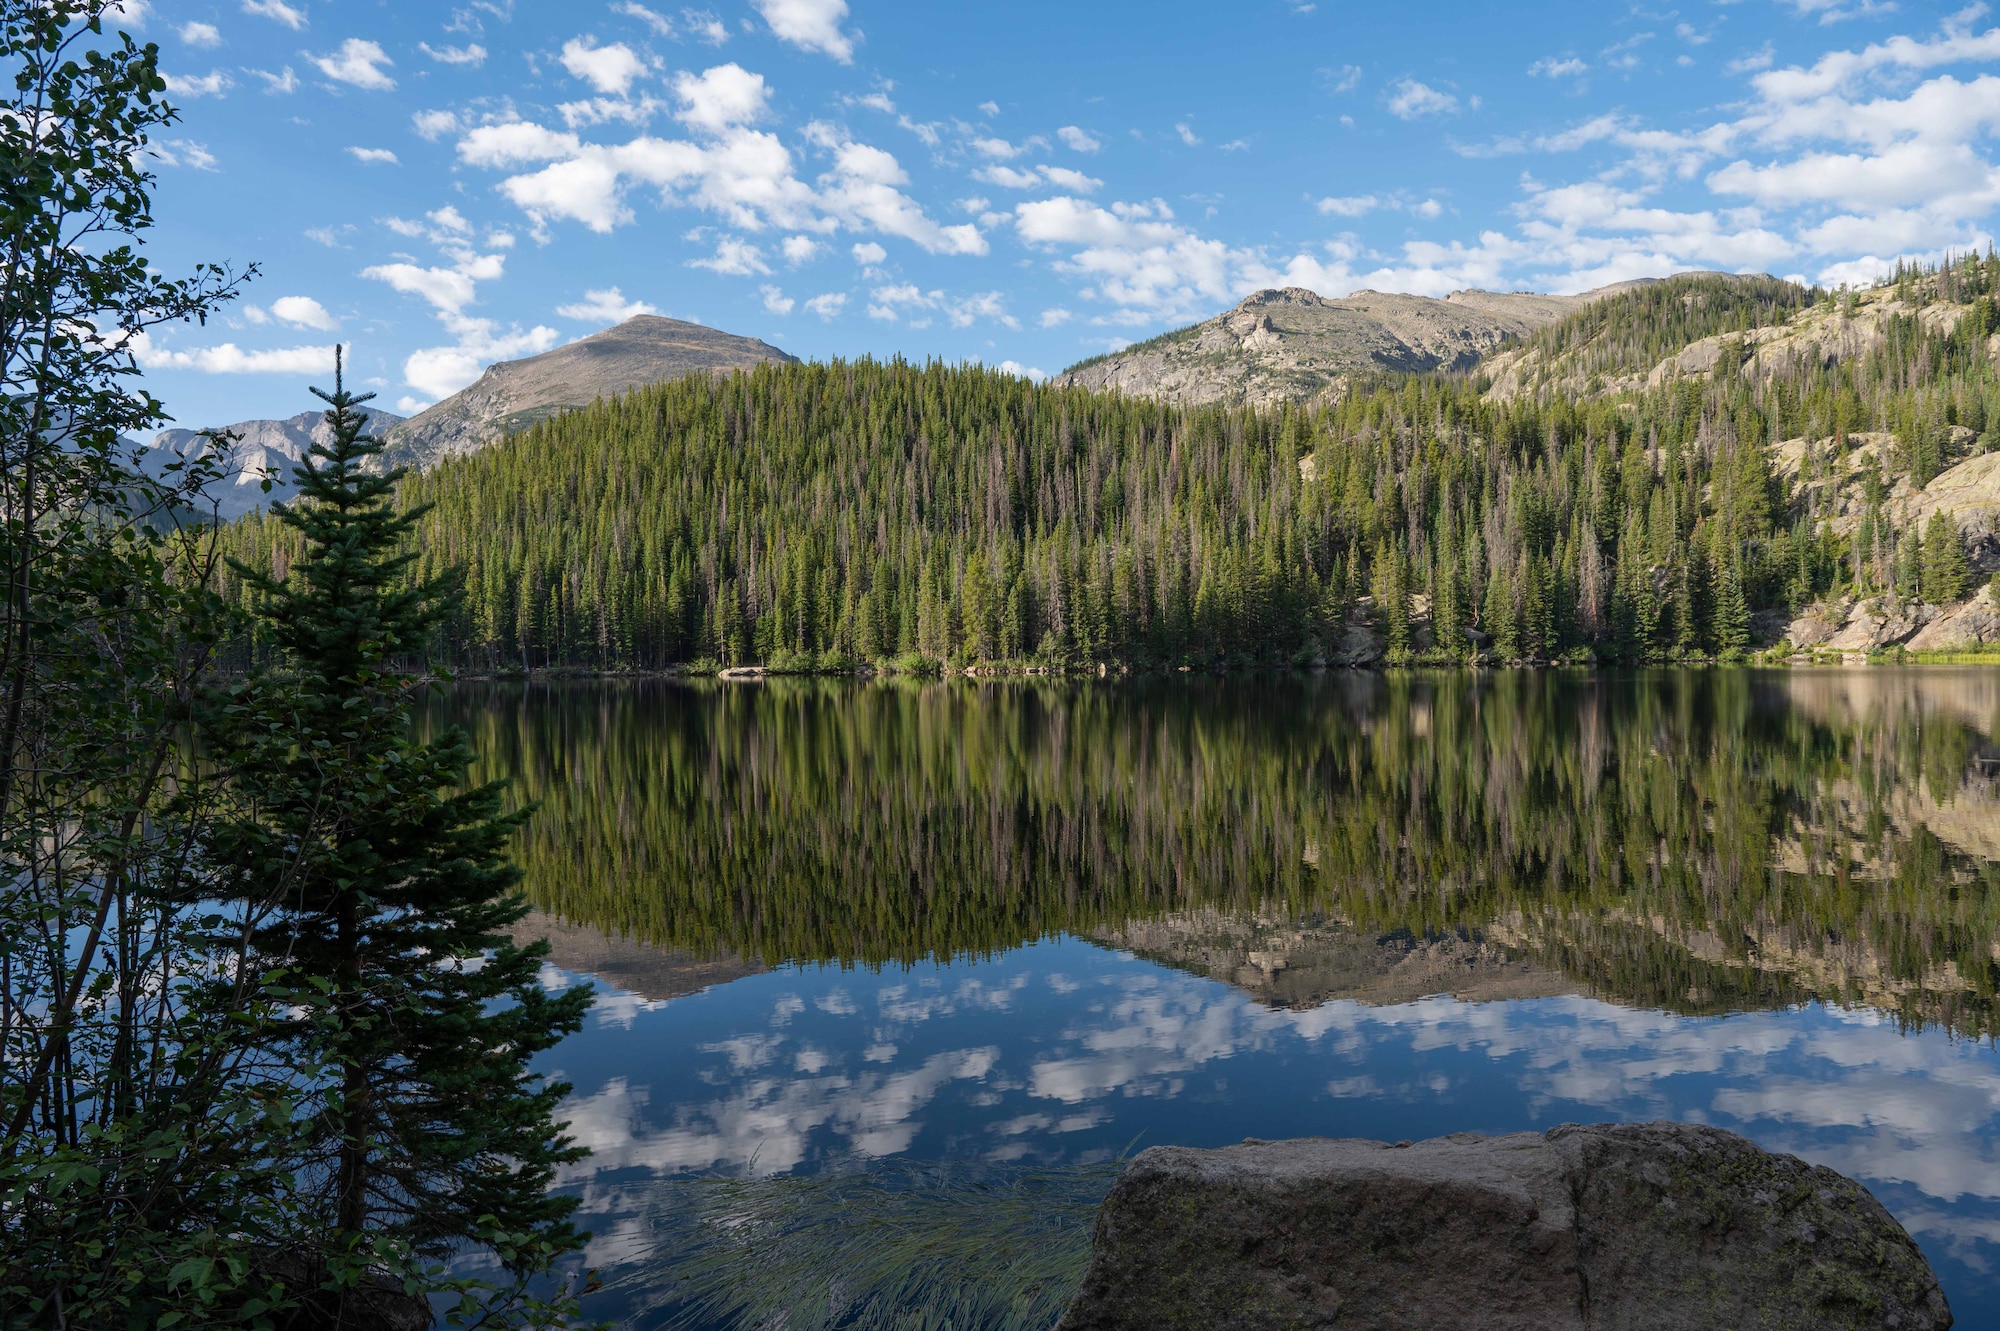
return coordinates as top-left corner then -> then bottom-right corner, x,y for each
434,669 -> 2000,1036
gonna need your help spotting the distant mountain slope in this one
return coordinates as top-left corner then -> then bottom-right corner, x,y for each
383,315 -> 795,469
1056,285 -> 1614,407
144,407 -> 405,520
1477,272 -> 1817,400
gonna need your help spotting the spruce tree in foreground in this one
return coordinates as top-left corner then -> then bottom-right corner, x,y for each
214,353 -> 593,1325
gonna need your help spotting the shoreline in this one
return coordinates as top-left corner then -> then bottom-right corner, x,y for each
442,647 -> 2000,684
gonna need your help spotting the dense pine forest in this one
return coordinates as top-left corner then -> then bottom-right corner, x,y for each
219,262 -> 2000,671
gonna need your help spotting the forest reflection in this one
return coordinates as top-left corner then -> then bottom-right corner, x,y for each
432,670 -> 2000,1038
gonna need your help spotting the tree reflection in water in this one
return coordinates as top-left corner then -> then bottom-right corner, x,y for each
430,668 -> 2000,1036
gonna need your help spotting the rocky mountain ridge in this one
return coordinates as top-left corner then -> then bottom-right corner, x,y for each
1055,281 -> 1659,408
143,406 -> 406,521
1479,274 -> 1987,402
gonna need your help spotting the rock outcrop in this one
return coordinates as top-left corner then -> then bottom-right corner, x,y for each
383,315 -> 794,469
1058,1123 -> 1951,1331
1782,585 -> 2000,654
1057,287 -> 1604,408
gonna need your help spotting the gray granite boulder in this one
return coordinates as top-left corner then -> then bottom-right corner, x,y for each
1057,1122 -> 1951,1331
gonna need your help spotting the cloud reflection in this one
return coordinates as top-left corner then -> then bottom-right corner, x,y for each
545,944 -> 2000,1286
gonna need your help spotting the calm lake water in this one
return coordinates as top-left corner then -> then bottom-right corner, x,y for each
439,670 -> 2000,1329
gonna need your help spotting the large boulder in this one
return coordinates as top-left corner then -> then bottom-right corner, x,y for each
1057,1123 -> 1951,1331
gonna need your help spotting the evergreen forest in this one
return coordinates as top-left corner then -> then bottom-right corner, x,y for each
219,263 -> 2000,673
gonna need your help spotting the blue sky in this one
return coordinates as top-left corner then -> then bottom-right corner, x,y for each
115,0 -> 2000,428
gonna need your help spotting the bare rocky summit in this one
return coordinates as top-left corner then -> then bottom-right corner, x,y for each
1056,285 -> 1617,408
144,407 -> 405,520
383,315 -> 794,469
1058,1123 -> 1952,1331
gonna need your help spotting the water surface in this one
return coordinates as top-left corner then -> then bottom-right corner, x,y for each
438,670 -> 2000,1327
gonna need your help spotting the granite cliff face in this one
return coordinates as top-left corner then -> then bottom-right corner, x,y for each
383,315 -> 795,469
144,407 -> 406,520
1056,285 -> 1613,408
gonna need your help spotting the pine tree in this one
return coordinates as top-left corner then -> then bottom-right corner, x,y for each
1921,510 -> 1972,604
1715,552 -> 1751,657
213,355 -> 593,1315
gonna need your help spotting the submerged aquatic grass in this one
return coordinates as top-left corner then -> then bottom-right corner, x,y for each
599,1159 -> 1122,1331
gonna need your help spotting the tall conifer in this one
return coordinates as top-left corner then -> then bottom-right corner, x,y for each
212,354 -> 593,1317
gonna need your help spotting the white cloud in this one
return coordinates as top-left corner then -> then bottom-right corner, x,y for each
851,241 -> 886,264
1324,64 -> 1363,93
240,0 -> 305,30
1042,166 -> 1103,192
1318,194 -> 1379,217
996,360 -> 1045,381
562,37 -> 647,96
1013,196 -> 1245,320
1057,125 -> 1101,153
364,257 -> 493,315
364,233 -> 558,399
346,146 -> 399,165
1387,78 -> 1459,119
752,0 -> 855,62
106,0 -> 151,27
179,21 -> 222,47
270,295 -> 338,329
311,38 -> 394,91
972,136 -> 1025,160
1529,57 -> 1588,78
1728,44 -> 1778,75
614,2 -> 677,36
249,66 -> 297,94
674,63 -> 768,131
400,323 -> 556,400
556,286 -> 660,324
458,122 -> 585,167
421,42 -> 488,66
803,291 -> 847,318
1038,307 -> 1071,327
760,284 -> 795,314
974,165 -> 1039,189
1174,122 -> 1200,146
412,109 -> 461,141
818,136 -> 989,255
782,234 -> 826,263
163,70 -> 231,97
143,139 -> 218,171
1782,0 -> 1899,24
130,333 -> 335,374
464,82 -> 985,255
976,163 -> 1102,192
863,283 -> 1016,329
684,8 -> 730,44
691,235 -> 772,274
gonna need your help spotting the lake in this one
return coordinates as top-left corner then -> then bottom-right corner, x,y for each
437,669 -> 2000,1329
